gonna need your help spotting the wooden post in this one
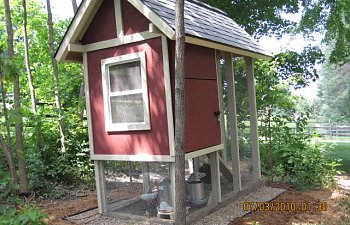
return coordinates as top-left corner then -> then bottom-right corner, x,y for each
193,158 -> 200,172
215,51 -> 228,163
225,53 -> 241,191
209,151 -> 221,203
188,159 -> 194,174
170,162 -> 176,210
245,57 -> 261,181
94,160 -> 107,214
142,162 -> 151,193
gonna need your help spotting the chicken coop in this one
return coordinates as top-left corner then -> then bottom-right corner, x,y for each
55,0 -> 271,222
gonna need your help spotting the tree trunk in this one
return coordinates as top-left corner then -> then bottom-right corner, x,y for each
46,0 -> 66,153
0,81 -> 17,183
22,0 -> 43,151
0,133 -> 17,183
71,0 -> 78,13
4,0 -> 28,193
174,0 -> 186,224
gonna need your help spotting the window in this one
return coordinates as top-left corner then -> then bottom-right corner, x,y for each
101,52 -> 150,131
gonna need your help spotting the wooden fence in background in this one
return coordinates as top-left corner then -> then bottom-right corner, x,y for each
305,122 -> 350,138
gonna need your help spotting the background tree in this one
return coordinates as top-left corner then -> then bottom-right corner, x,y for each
22,0 -> 43,151
174,0 -> 186,224
46,0 -> 66,153
316,62 -> 350,122
3,0 -> 28,193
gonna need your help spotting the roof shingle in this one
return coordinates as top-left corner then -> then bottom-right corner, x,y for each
141,0 -> 271,58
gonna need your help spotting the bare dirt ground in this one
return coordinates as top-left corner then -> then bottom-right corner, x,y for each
41,175 -> 350,225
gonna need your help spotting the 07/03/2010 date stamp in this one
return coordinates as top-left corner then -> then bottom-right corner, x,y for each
243,201 -> 328,212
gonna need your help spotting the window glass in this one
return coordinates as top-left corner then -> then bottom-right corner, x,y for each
109,61 -> 142,92
110,94 -> 144,123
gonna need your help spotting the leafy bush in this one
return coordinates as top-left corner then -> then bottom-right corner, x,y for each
260,129 -> 338,190
0,205 -> 47,225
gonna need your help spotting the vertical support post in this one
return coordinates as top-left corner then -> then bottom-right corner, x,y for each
209,151 -> 221,203
245,57 -> 261,180
170,162 -> 176,210
225,53 -> 241,191
94,160 -> 107,214
193,158 -> 200,172
215,51 -> 228,163
188,159 -> 194,174
142,162 -> 151,193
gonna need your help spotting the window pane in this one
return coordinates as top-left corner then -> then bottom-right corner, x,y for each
109,61 -> 142,92
110,94 -> 145,123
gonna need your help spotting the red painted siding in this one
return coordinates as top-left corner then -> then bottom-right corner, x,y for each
122,0 -> 150,35
168,41 -> 221,153
81,0 -> 117,44
87,38 -> 170,155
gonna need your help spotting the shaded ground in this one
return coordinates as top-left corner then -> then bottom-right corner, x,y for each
42,175 -> 350,225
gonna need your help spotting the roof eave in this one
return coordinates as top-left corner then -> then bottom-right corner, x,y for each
55,0 -> 102,62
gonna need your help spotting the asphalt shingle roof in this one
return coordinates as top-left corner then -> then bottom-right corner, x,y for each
141,0 -> 271,57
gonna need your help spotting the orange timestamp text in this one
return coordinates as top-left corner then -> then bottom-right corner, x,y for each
243,201 -> 328,212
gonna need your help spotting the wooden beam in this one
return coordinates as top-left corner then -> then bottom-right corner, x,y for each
94,160 -> 107,214
209,151 -> 221,203
215,50 -> 228,163
245,57 -> 261,180
141,162 -> 150,193
114,0 -> 124,38
219,157 -> 233,182
225,52 -> 242,191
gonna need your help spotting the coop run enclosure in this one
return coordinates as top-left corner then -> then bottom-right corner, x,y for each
55,0 -> 271,222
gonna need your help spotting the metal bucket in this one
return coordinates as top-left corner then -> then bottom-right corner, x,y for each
158,178 -> 173,210
187,181 -> 206,205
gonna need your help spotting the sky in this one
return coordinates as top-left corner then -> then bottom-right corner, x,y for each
47,0 -> 322,101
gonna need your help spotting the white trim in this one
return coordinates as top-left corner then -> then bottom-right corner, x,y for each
245,57 -> 261,180
114,0 -> 124,38
94,160 -> 107,214
91,154 -> 175,162
185,36 -> 272,61
55,0 -> 102,62
101,52 -> 150,132
161,36 -> 175,156
185,144 -> 224,160
127,0 -> 175,39
68,43 -> 84,53
84,32 -> 161,52
215,51 -> 227,163
225,53 -> 242,191
83,52 -> 95,157
209,151 -> 221,203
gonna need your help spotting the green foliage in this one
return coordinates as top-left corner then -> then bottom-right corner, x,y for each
316,60 -> 350,122
260,130 -> 337,189
0,205 -> 47,225
251,55 -> 338,190
0,0 -> 93,196
299,0 -> 350,64
200,0 -> 299,38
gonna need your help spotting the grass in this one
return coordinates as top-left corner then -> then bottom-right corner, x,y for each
318,140 -> 350,174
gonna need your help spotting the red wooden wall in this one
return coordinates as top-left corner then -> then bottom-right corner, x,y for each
87,38 -> 170,156
168,42 -> 222,153
82,0 -> 221,156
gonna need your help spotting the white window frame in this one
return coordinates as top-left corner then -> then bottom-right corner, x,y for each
101,51 -> 150,132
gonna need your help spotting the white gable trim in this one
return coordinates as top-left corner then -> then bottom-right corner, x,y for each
114,0 -> 124,37
55,0 -> 103,62
127,0 -> 175,39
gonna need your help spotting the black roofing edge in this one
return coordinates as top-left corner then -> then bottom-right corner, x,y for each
186,34 -> 273,60
53,0 -> 86,59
